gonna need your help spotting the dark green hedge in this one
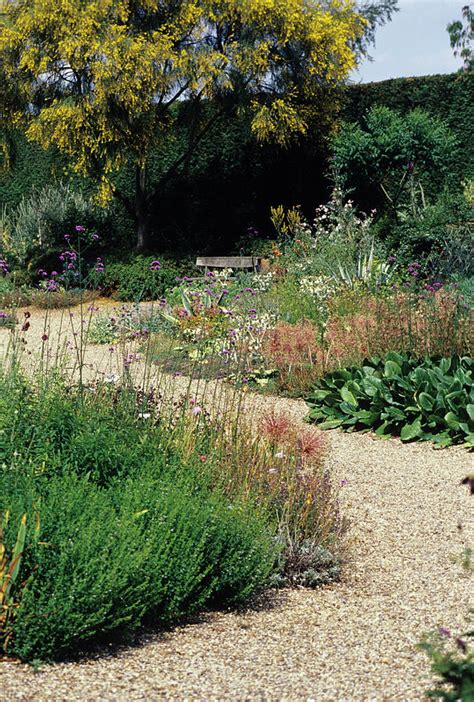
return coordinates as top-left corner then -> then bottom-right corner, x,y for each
1,72 -> 472,252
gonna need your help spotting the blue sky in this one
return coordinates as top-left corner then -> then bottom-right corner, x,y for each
353,0 -> 464,83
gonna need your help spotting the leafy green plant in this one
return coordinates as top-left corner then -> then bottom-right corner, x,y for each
102,256 -> 193,301
306,353 -> 474,447
4,468 -> 274,661
418,624 -> 474,701
332,106 -> 460,214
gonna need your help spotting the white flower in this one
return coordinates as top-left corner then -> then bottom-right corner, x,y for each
138,412 -> 151,420
104,373 -> 119,383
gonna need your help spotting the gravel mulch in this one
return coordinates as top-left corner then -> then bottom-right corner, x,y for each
1,303 -> 473,701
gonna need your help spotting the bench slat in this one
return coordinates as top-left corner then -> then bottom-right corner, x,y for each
196,256 -> 261,269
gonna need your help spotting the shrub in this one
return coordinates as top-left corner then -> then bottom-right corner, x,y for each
379,187 -> 474,271
1,183 -> 115,268
0,374 -> 345,659
332,106 -> 460,213
306,353 -> 474,447
102,255 -> 194,301
0,378 -> 276,660
3,468 -> 274,661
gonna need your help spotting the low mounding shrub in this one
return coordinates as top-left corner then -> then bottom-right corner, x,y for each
0,374 -> 344,660
5,468 -> 273,661
306,353 -> 474,447
102,255 -> 194,301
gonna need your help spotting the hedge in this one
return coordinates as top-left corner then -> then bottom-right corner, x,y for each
1,72 -> 472,251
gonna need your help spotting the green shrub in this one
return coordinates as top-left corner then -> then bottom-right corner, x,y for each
102,255 -> 194,301
306,353 -> 474,447
332,106 -> 460,211
1,183 -> 115,269
1,380 -> 180,484
378,188 -> 474,271
3,468 -> 274,661
0,377 -> 276,660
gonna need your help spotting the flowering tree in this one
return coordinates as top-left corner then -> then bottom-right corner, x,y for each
0,0 -> 366,250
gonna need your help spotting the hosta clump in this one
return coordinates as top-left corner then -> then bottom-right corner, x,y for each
306,353 -> 473,447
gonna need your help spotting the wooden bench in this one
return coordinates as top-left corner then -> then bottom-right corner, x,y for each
195,256 -> 262,275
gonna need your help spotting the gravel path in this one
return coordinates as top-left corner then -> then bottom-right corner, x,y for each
1,303 -> 473,701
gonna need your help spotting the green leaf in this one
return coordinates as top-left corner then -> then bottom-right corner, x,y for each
340,386 -> 358,407
384,406 -> 406,421
400,417 -> 422,441
384,360 -> 401,378
318,419 -> 343,430
444,412 -> 460,430
418,392 -> 434,411
181,291 -> 193,316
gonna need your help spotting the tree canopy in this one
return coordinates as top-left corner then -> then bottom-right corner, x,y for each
0,0 -> 366,248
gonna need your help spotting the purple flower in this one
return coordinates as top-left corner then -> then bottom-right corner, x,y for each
150,260 -> 161,271
0,311 -> 8,318
51,271 -> 58,277
123,352 -> 139,368
206,271 -> 215,277
75,225 -> 86,233
95,257 -> 105,273
0,256 -> 9,274
438,627 -> 451,638
91,233 -> 99,241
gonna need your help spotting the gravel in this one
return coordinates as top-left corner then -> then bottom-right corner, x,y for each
1,303 -> 473,700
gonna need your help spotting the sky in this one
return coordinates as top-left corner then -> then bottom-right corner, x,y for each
353,0 -> 464,83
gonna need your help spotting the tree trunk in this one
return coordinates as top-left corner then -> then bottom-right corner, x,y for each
135,163 -> 150,252
136,214 -> 149,253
